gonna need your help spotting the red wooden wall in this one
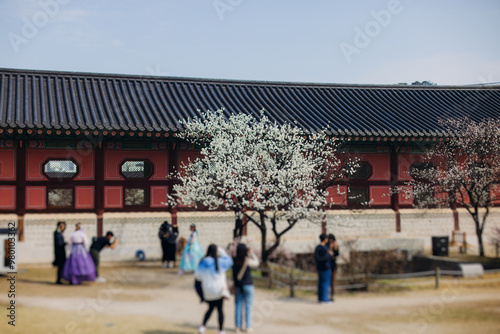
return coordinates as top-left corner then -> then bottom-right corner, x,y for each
398,153 -> 425,181
0,148 -> 16,210
0,148 -> 16,180
358,153 -> 391,181
4,145 -> 494,213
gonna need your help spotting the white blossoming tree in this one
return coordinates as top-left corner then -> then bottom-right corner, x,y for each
403,118 -> 500,256
171,109 -> 352,263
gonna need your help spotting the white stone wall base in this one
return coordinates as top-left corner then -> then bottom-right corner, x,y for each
1,207 -> 498,264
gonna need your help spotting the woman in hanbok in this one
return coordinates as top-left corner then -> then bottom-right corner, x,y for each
63,223 -> 96,284
178,224 -> 204,274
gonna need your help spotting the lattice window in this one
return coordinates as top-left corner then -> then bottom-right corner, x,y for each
47,188 -> 74,208
43,160 -> 78,179
193,161 -> 217,176
345,161 -> 372,180
347,187 -> 369,205
120,160 -> 153,179
124,188 -> 148,206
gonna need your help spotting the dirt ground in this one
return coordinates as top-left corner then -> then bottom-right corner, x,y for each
1,262 -> 500,334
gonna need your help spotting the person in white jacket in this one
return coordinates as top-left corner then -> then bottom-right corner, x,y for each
195,244 -> 233,334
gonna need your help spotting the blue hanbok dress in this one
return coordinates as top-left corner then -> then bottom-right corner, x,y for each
179,231 -> 204,271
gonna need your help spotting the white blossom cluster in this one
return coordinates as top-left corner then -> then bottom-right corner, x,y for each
403,117 -> 500,256
171,109 -> 351,261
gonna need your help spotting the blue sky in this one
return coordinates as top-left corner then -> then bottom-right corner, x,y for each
1,0 -> 499,85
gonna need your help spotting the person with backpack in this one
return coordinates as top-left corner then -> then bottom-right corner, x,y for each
195,244 -> 233,334
159,221 -> 179,268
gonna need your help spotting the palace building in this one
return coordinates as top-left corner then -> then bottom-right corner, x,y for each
0,67 -> 499,262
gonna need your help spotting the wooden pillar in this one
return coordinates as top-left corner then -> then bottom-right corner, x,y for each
168,146 -> 179,222
451,203 -> 460,230
168,146 -> 178,184
390,146 -> 401,232
394,205 -> 401,233
242,213 -> 248,236
321,209 -> 327,234
94,143 -> 105,237
171,207 -> 178,226
15,140 -> 26,241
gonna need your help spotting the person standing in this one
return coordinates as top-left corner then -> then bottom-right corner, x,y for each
53,221 -> 67,285
63,223 -> 96,285
195,244 -> 233,334
178,223 -> 204,274
314,233 -> 332,303
232,244 -> 259,334
159,221 -> 179,268
328,233 -> 340,301
90,231 -> 118,282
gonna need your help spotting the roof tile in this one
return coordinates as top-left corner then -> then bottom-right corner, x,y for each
0,68 -> 499,136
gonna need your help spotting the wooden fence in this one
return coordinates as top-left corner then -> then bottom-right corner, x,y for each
256,265 -> 500,298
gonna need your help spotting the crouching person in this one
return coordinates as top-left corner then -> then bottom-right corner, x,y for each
90,231 -> 118,282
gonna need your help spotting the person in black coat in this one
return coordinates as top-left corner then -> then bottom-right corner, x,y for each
53,221 -> 67,284
159,221 -> 179,268
314,233 -> 332,303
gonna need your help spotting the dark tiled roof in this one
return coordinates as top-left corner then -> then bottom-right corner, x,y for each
0,67 -> 499,137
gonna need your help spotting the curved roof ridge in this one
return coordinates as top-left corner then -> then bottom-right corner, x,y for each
1,67 -> 499,91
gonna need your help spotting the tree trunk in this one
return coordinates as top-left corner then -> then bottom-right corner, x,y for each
233,214 -> 243,239
260,212 -> 268,264
478,234 -> 485,257
261,226 -> 268,263
265,215 -> 283,260
473,213 -> 485,257
242,211 -> 269,264
265,239 -> 281,261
